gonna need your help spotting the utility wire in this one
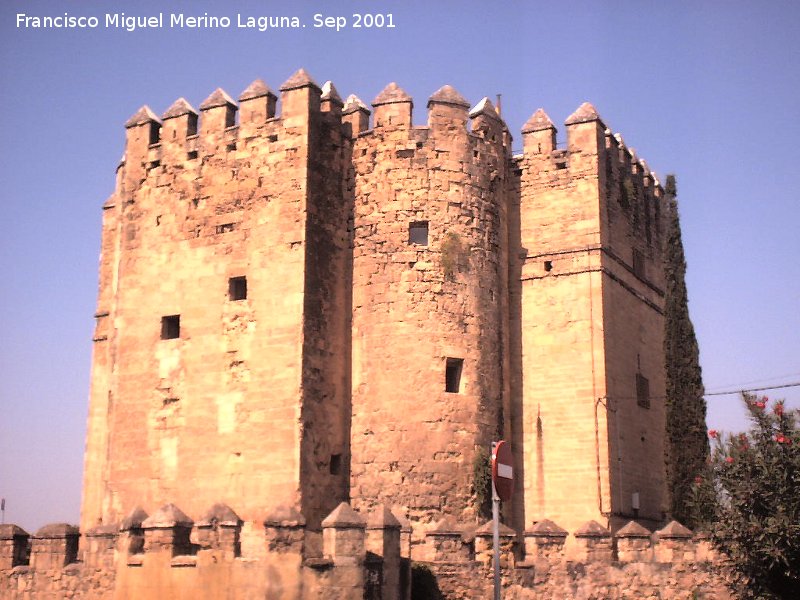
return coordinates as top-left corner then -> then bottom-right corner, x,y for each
704,382 -> 800,397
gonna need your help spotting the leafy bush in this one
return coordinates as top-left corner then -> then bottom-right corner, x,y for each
692,394 -> 800,598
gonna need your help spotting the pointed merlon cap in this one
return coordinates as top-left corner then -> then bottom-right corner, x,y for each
199,88 -> 237,111
263,505 -> 306,528
197,503 -> 242,528
120,506 -> 149,531
527,518 -> 568,537
34,523 -> 79,538
125,105 -> 161,129
656,520 -> 693,539
239,78 -> 276,102
614,132 -> 626,148
574,520 -> 612,538
343,94 -> 370,116
476,519 -> 515,536
616,520 -> 651,538
372,82 -> 413,107
427,516 -> 463,535
427,84 -> 469,109
565,102 -> 605,127
367,505 -> 402,530
469,97 -> 500,120
522,108 -> 555,133
280,68 -> 320,92
320,81 -> 344,106
142,503 -> 193,528
0,524 -> 29,539
85,523 -> 118,537
161,98 -> 198,120
321,502 -> 366,529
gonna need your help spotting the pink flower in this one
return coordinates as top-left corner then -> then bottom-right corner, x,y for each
694,476 -> 703,484
708,429 -> 718,439
754,400 -> 766,409
774,404 -> 784,416
725,456 -> 734,464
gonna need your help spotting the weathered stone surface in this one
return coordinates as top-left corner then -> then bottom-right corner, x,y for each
198,87 -> 236,110
280,67 -> 319,91
238,78 -> 275,102
521,108 -> 555,133
428,84 -> 470,108
142,504 -> 193,528
371,82 -> 412,106
124,105 -> 161,128
162,98 -> 198,120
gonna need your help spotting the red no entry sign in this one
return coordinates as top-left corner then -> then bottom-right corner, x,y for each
491,440 -> 514,502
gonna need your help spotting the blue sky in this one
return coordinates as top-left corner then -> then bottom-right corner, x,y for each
1,0 -> 798,531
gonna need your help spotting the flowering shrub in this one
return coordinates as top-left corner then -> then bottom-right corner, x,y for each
691,394 -> 800,598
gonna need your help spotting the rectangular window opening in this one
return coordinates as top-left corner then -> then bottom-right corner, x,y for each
409,221 -> 429,246
445,358 -> 463,393
161,315 -> 180,340
636,373 -> 650,409
229,276 -> 247,301
329,454 -> 342,475
187,150 -> 198,160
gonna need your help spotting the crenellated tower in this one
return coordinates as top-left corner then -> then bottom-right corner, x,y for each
81,69 -> 353,555
348,84 -> 511,529
82,71 -> 675,569
514,102 -> 668,533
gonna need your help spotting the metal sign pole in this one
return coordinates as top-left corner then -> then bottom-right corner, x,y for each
492,442 -> 501,600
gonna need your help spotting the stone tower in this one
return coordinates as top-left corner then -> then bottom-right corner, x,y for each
81,70 -> 353,552
515,103 -> 667,532
81,70 -> 670,554
348,85 -> 510,526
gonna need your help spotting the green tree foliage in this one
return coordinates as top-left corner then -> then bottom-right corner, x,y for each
663,174 -> 709,528
693,395 -> 800,599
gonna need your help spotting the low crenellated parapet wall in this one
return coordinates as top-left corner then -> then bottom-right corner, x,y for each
0,505 -> 734,599
418,517 -> 734,599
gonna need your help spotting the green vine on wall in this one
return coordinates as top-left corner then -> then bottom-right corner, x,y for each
472,445 -> 492,519
440,232 -> 469,281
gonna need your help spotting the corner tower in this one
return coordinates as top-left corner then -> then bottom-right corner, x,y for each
80,70 -> 352,550
515,103 -> 668,532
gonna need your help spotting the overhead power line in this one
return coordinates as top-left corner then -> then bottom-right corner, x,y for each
704,382 -> 800,397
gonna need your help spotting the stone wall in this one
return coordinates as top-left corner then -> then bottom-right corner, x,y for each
1,511 -> 734,599
349,85 -> 509,531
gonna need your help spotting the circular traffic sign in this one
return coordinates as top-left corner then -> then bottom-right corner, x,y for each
491,440 -> 514,502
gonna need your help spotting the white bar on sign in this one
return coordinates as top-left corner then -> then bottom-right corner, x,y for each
498,464 -> 513,479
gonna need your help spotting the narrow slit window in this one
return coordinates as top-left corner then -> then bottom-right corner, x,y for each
409,221 -> 429,246
161,315 -> 180,340
329,454 -> 342,475
445,358 -> 463,393
229,276 -> 247,301
636,373 -> 650,409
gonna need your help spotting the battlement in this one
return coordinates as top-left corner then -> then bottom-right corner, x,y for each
0,506 -> 731,599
